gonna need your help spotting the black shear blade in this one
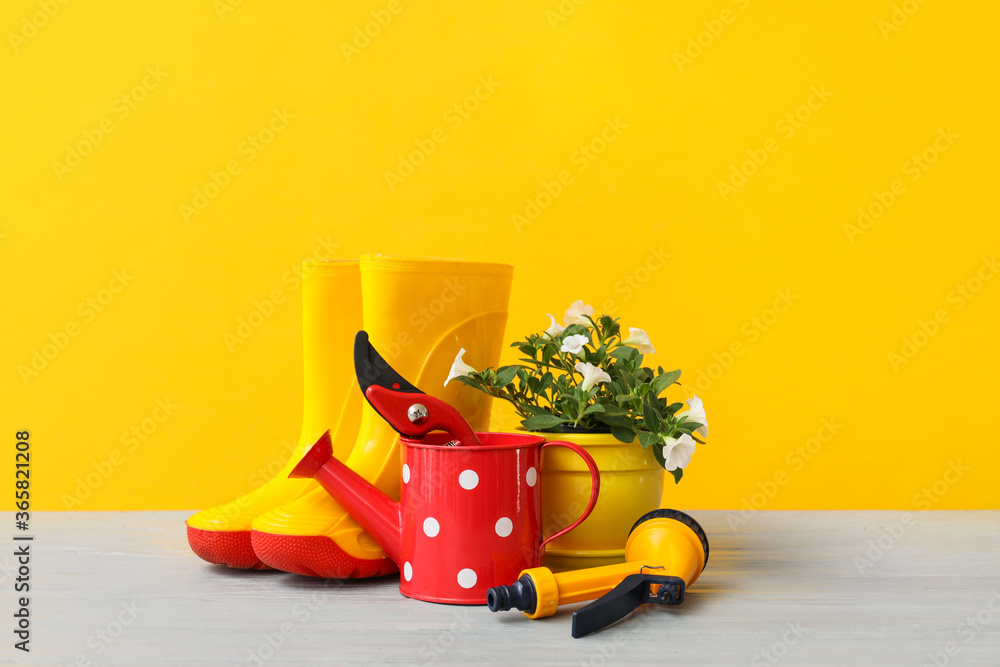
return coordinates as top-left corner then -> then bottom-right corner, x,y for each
354,330 -> 423,395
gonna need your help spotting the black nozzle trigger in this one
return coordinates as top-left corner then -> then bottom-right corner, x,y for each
570,574 -> 686,639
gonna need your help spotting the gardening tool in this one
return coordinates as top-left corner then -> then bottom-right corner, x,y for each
287,331 -> 602,604
353,330 -> 480,448
251,255 -> 513,579
486,508 -> 709,637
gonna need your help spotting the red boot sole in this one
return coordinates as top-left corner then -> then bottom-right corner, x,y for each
186,525 -> 272,570
250,530 -> 397,579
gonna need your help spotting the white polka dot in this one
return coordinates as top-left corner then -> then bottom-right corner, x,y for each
402,464 -> 410,484
495,517 -> 513,537
459,469 -> 479,490
526,467 -> 537,487
457,568 -> 478,589
403,562 -> 413,581
423,517 -> 440,537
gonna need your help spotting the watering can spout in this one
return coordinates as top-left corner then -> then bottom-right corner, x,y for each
288,430 -> 335,479
289,431 -> 403,565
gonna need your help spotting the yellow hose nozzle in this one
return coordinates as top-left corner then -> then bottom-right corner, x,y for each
486,509 -> 709,637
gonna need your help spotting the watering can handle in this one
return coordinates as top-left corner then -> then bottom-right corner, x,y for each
537,440 -> 601,562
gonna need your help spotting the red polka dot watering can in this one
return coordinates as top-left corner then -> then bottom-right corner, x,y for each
290,331 -> 601,604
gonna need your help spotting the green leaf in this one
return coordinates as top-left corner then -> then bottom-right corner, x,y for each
515,343 -> 535,357
599,404 -> 628,416
652,444 -> 666,468
610,425 -> 635,443
603,317 -> 620,339
651,369 -> 681,396
629,353 -> 643,371
522,414 -> 566,431
454,375 -> 480,389
609,346 -> 635,361
591,343 -> 608,365
670,467 -> 684,484
541,345 -> 555,365
598,414 -> 634,428
495,365 -> 520,388
642,402 -> 662,432
582,403 -> 605,416
638,431 -> 660,448
666,402 -> 684,414
676,420 -> 701,435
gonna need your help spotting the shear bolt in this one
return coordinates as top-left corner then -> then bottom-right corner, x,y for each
407,404 -> 428,424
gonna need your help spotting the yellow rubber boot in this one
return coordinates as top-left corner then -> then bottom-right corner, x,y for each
250,254 -> 512,578
186,260 -> 363,569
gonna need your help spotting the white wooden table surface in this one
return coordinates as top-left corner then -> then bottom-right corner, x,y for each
2,511 -> 998,666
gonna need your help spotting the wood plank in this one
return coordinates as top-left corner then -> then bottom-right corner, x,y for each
2,511 -> 998,665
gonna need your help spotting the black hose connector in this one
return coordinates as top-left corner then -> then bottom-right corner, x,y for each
486,574 -> 537,614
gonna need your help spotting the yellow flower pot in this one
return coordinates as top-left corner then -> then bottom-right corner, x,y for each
535,430 -> 664,571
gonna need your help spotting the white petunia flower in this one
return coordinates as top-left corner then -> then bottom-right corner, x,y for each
444,348 -> 477,387
563,300 -> 596,326
661,433 -> 696,471
682,396 -> 708,438
544,314 -> 565,338
622,327 -> 656,354
560,334 -> 589,355
574,362 -> 612,392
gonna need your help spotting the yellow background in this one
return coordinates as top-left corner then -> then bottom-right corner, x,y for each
2,1 -> 997,511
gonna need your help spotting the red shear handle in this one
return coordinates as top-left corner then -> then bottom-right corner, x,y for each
537,440 -> 601,561
364,385 -> 481,446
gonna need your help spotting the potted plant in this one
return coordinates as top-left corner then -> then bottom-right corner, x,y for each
444,300 -> 709,570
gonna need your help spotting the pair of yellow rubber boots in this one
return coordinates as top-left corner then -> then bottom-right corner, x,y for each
186,255 -> 513,577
